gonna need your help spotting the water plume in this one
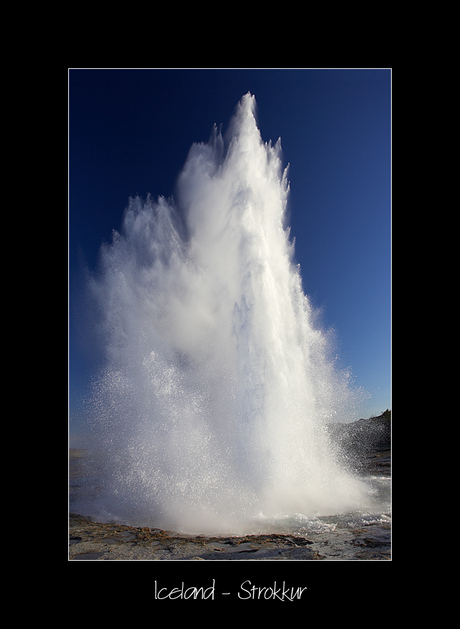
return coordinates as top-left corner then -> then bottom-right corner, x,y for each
80,93 -> 370,534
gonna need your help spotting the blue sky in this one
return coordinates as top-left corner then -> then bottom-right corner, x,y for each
69,68 -> 391,423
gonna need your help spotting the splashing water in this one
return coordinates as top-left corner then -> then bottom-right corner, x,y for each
79,93 -> 372,534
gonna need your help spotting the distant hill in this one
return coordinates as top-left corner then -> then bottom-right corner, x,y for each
327,410 -> 391,456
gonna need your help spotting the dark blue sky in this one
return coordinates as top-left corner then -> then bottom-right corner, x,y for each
69,68 -> 391,421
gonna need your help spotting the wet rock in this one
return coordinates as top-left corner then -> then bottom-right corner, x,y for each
68,515 -> 323,561
68,513 -> 390,561
73,551 -> 105,560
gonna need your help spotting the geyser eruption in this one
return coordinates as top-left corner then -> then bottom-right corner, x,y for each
82,93 -> 370,534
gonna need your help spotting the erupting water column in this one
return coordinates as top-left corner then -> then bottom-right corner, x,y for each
82,93 -> 370,534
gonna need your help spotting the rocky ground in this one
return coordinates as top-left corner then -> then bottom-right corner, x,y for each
69,511 -> 390,561
69,514 -> 323,560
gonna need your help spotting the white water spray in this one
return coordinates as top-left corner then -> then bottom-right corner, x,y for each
82,93 -> 370,534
